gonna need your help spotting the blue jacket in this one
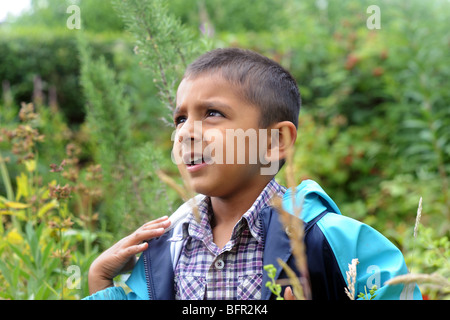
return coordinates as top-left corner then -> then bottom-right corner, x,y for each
84,180 -> 422,300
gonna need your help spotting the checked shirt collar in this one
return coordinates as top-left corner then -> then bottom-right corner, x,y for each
181,178 -> 286,252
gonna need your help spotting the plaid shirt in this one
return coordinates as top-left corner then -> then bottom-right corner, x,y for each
174,179 -> 286,300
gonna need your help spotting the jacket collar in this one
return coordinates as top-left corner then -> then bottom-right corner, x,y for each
282,179 -> 341,223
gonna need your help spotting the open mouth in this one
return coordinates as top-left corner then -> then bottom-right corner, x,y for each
186,157 -> 206,167
182,153 -> 210,172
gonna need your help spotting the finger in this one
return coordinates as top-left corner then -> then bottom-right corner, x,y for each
135,219 -> 170,236
284,286 -> 296,300
142,219 -> 171,231
120,242 -> 149,258
126,227 -> 166,246
142,216 -> 169,228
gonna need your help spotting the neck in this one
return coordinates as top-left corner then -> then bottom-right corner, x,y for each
210,176 -> 273,227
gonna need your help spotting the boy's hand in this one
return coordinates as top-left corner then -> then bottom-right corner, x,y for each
88,216 -> 171,294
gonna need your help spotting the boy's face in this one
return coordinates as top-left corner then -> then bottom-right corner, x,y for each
172,74 -> 273,198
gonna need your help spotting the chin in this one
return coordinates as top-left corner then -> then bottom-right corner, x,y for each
190,180 -> 217,197
189,177 -> 229,198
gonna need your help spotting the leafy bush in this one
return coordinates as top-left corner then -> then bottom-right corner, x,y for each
0,27 -> 167,133
0,103 -> 100,299
78,34 -> 177,236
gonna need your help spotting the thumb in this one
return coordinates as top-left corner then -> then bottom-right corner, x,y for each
283,286 -> 296,300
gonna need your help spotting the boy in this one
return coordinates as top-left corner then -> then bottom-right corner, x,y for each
85,48 -> 421,300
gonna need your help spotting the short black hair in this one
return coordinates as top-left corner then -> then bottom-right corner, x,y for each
183,47 -> 301,129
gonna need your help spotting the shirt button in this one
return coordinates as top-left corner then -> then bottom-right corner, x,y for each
214,259 -> 225,270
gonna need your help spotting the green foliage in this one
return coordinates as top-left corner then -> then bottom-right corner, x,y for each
0,222 -> 61,299
168,0 -> 289,33
78,35 -> 132,162
9,0 -> 125,33
0,27 -> 83,123
0,27 -> 168,135
402,225 -> 450,299
112,0 -> 208,115
357,285 -> 378,300
264,264 -> 284,300
0,27 -> 128,124
78,33 -> 177,237
0,103 -> 100,299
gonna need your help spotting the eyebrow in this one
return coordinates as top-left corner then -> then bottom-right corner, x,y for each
173,100 -> 233,118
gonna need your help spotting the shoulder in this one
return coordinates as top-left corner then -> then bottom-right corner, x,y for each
126,195 -> 207,300
315,212 -> 421,299
316,212 -> 399,268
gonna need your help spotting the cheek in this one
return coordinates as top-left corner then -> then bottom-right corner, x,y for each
223,129 -> 267,165
171,128 -> 182,155
202,128 -> 225,164
171,140 -> 183,164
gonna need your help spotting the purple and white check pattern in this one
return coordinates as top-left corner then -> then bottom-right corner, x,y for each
174,179 -> 285,300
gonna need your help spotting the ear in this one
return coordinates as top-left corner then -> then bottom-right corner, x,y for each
264,121 -> 297,163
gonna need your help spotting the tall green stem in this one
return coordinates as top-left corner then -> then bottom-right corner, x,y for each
0,153 -> 14,201
0,153 -> 14,235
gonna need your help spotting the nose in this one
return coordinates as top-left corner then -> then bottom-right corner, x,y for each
176,119 -> 202,145
172,119 -> 203,165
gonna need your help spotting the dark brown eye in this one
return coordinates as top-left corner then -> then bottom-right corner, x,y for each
174,116 -> 187,126
207,110 -> 224,118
